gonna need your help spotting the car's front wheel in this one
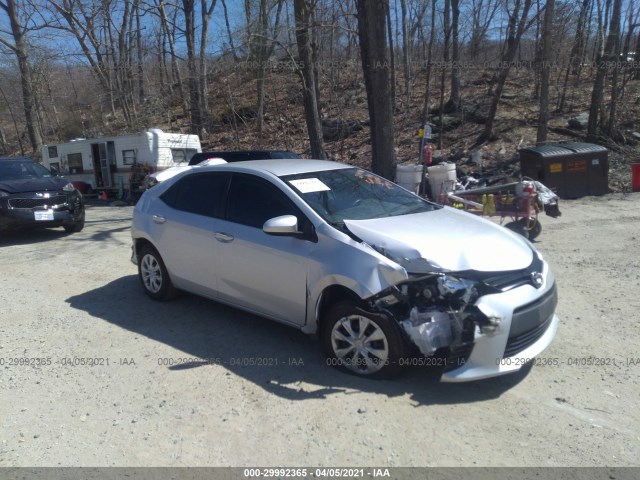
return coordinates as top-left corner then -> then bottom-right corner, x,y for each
64,219 -> 84,233
321,302 -> 406,378
138,245 -> 176,300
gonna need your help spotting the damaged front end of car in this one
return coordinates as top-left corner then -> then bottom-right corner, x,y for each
368,272 -> 491,363
362,244 -> 557,381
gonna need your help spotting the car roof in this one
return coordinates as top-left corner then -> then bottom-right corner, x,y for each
189,149 -> 299,165
198,159 -> 352,177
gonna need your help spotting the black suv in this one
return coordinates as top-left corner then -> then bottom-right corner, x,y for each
188,150 -> 299,166
0,157 -> 85,233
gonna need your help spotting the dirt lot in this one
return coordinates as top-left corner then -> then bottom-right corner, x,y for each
1,194 -> 639,467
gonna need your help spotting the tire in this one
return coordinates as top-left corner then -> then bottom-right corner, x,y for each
521,217 -> 542,240
64,196 -> 85,233
138,245 -> 176,301
64,220 -> 85,233
506,217 -> 542,240
504,220 -> 528,239
321,302 -> 406,379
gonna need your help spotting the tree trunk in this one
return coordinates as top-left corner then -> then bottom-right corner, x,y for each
293,0 -> 325,159
558,0 -> 590,111
400,0 -> 411,101
477,0 -> 533,144
135,0 -> 145,104
356,0 -> 396,179
438,0 -> 451,148
198,0 -> 218,134
221,0 -> 239,61
446,0 -> 461,112
182,0 -> 202,134
256,0 -> 269,141
605,0 -> 623,137
587,0 -> 621,140
0,0 -> 42,154
421,0 -> 437,123
536,0 -> 554,144
385,3 -> 396,111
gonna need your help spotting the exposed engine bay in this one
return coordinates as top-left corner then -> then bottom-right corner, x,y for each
369,273 -> 499,360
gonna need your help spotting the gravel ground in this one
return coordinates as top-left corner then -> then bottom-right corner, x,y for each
0,194 -> 639,467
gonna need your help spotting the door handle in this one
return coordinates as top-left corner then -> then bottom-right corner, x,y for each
214,232 -> 234,243
152,215 -> 166,224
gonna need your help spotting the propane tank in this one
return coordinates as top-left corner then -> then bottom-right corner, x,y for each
422,143 -> 433,166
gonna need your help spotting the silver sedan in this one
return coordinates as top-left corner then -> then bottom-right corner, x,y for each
131,159 -> 558,380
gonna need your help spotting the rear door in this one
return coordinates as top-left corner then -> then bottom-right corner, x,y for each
214,173 -> 313,326
151,172 -> 229,298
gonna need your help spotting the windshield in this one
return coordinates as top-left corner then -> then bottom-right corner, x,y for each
282,167 -> 439,224
0,160 -> 53,181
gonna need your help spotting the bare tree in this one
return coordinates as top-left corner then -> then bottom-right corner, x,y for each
587,0 -> 622,139
437,0 -> 452,148
469,0 -> 500,60
445,0 -> 461,112
134,0 -> 145,104
198,0 -> 218,131
154,0 -> 187,115
399,0 -> 410,101
255,0 -> 284,141
356,0 -> 395,179
220,0 -> 238,60
421,0 -> 437,123
536,0 -> 554,144
557,0 -> 591,111
293,0 -> 325,159
45,0 -> 137,122
0,0 -> 43,154
476,0 -> 534,144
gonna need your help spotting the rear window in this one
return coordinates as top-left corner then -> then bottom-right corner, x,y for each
160,172 -> 229,218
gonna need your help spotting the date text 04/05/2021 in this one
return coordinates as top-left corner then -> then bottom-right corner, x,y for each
243,468 -> 391,478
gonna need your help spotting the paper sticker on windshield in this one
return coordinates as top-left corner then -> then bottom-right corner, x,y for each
289,178 -> 331,193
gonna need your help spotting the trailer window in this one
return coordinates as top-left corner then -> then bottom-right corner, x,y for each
123,149 -> 136,165
171,148 -> 197,164
67,153 -> 84,174
48,146 -> 58,158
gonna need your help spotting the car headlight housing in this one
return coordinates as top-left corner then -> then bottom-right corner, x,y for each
63,182 -> 76,192
0,190 -> 8,198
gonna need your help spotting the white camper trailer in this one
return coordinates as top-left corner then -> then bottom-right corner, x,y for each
41,129 -> 201,191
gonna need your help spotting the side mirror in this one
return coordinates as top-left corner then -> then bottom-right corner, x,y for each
263,215 -> 299,235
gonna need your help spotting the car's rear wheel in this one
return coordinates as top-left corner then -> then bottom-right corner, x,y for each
321,302 -> 405,378
138,245 -> 176,300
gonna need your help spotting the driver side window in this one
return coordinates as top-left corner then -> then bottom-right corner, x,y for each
226,175 -> 301,229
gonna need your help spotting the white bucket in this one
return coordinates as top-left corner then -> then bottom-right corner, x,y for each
427,163 -> 457,201
395,163 -> 424,194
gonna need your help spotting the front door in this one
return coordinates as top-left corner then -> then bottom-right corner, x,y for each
91,142 -> 113,188
215,174 -> 312,326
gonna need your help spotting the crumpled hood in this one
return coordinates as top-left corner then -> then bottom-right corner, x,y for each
0,176 -> 68,194
344,207 -> 533,273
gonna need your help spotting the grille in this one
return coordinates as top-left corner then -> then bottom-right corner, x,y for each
483,254 -> 544,291
503,284 -> 557,358
8,195 -> 67,209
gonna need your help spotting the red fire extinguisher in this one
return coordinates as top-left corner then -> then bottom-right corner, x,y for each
422,143 -> 433,166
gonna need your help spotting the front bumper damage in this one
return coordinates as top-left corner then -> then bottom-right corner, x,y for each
367,252 -> 558,382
